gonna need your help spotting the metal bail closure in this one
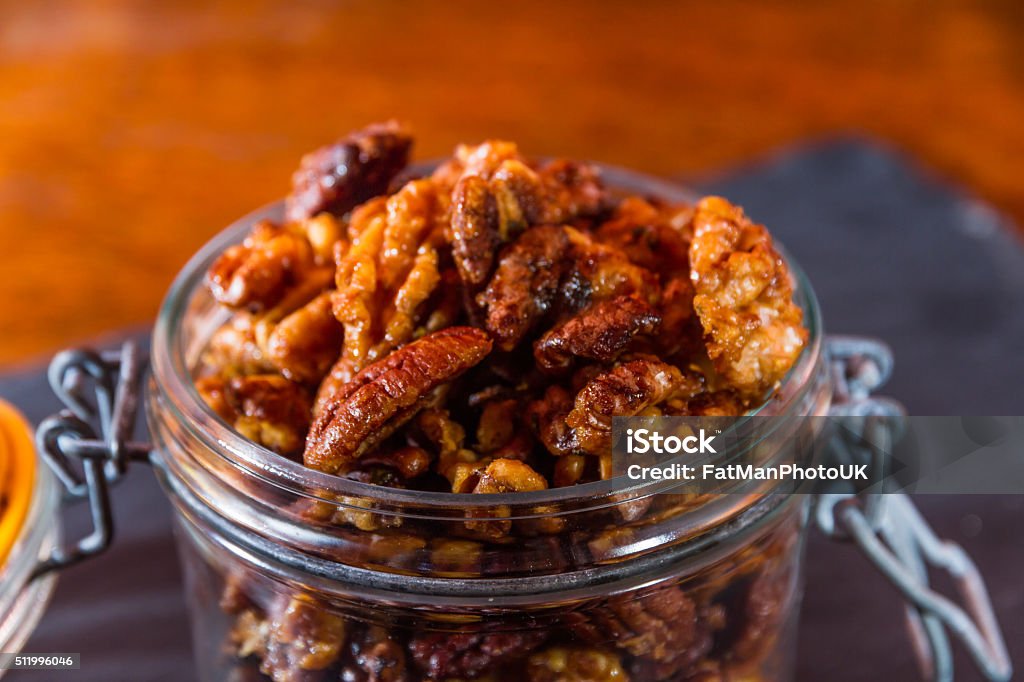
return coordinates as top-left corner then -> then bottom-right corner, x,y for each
31,341 -> 153,580
819,335 -> 1012,682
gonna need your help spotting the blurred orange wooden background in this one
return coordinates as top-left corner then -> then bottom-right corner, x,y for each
2,0 -> 1022,368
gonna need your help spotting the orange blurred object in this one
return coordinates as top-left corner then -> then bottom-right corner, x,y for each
0,400 -> 36,568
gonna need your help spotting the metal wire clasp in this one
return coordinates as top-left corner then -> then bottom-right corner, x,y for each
818,335 -> 1012,682
31,341 -> 153,580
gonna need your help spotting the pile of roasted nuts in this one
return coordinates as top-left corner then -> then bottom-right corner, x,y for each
196,123 -> 808,682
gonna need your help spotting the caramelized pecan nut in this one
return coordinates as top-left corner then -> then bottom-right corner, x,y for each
449,154 -> 606,294
566,356 -> 703,454
594,196 -> 691,277
450,173 -> 502,288
586,588 -> 714,681
285,121 -> 413,222
526,385 -> 580,458
304,327 -> 493,474
548,228 -> 662,324
463,458 -> 550,538
534,296 -> 661,373
475,397 -> 521,453
478,225 -> 570,351
534,159 -> 607,225
729,565 -> 792,663
408,630 -> 547,680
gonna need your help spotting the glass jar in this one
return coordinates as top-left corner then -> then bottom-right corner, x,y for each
145,167 -> 833,682
0,402 -> 60,677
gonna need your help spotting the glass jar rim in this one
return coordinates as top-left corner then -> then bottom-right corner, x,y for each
149,163 -> 825,511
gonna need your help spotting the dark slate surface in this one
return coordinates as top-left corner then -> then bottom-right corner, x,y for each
1,139 -> 1021,681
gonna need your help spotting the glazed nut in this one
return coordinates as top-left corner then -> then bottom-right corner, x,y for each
261,597 -> 346,676
689,196 -> 807,399
262,291 -> 343,385
526,647 -> 628,682
409,630 -> 548,680
464,458 -> 549,538
450,173 -> 501,288
304,327 -> 493,474
566,357 -> 703,455
478,224 -> 570,351
196,373 -> 312,458
285,120 -> 413,222
585,588 -> 714,680
526,385 -> 579,458
475,398 -> 520,453
533,296 -> 661,373
332,178 -> 445,370
206,221 -> 316,311
472,458 -> 548,495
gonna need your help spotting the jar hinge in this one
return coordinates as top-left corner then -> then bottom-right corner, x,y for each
818,335 -> 1012,682
31,341 -> 154,581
